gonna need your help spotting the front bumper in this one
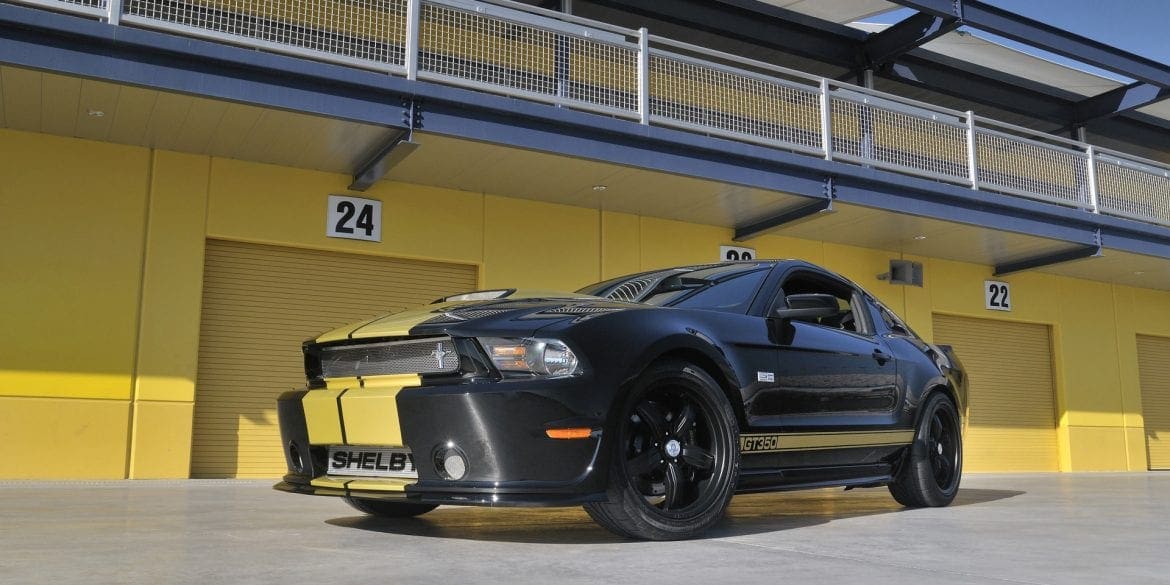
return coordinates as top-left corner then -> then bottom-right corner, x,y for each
275,375 -> 613,506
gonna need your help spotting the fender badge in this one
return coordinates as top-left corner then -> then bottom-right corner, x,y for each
757,371 -> 775,383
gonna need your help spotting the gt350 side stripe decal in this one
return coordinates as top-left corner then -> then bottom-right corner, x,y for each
739,430 -> 915,453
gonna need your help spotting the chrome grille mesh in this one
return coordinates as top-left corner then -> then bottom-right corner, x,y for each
320,337 -> 459,377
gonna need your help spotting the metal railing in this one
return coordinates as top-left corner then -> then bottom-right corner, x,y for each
18,0 -> 1170,229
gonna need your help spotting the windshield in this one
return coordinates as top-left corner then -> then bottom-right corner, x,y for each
576,263 -> 773,313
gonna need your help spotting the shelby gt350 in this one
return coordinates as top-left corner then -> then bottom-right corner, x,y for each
275,260 -> 966,540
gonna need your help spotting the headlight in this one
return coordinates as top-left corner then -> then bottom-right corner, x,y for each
478,337 -> 581,378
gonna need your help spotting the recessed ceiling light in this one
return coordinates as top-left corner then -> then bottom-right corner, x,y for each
87,109 -> 105,117
913,235 -> 927,241
592,185 -> 608,192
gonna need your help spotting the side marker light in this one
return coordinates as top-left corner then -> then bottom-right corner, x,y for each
545,428 -> 593,440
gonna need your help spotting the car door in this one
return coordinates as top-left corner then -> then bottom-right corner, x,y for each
745,269 -> 901,431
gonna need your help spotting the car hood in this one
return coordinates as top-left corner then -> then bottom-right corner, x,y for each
314,290 -> 639,342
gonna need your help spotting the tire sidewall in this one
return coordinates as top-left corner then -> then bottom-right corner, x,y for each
913,393 -> 963,504
606,361 -> 740,536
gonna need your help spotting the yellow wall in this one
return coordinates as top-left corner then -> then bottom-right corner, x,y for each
4,126 -> 1170,477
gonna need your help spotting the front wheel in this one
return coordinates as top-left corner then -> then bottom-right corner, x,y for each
889,392 -> 962,507
584,360 -> 740,540
343,496 -> 438,518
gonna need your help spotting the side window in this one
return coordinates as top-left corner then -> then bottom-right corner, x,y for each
878,305 -> 914,337
775,271 -> 871,336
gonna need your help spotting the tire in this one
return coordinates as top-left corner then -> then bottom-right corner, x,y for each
889,392 -> 962,508
584,360 -> 740,540
343,496 -> 438,518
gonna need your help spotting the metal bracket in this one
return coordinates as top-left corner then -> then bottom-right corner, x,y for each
993,229 -> 1103,276
348,99 -> 421,191
733,177 -> 836,242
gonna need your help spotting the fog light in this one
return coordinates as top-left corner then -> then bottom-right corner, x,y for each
434,444 -> 468,481
288,441 -> 305,474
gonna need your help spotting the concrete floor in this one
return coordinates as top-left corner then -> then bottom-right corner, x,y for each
0,474 -> 1166,584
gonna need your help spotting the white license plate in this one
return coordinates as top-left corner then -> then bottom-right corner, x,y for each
326,447 -> 418,478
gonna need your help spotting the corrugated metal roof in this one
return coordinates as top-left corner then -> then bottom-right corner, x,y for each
851,22 -> 1128,98
849,19 -> 1170,133
756,0 -> 899,24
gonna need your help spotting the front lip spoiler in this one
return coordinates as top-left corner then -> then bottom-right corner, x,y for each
273,481 -> 606,508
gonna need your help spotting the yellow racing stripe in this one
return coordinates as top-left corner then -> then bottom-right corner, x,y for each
739,430 -> 915,454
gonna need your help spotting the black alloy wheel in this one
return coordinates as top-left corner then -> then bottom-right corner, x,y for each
927,407 -> 959,490
585,360 -> 739,540
889,392 -> 962,507
625,393 -> 718,511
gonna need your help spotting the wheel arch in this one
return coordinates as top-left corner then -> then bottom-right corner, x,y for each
627,341 -> 748,431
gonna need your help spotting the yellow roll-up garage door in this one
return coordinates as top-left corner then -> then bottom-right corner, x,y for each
1137,335 -> 1170,470
932,314 -> 1058,472
192,239 -> 478,478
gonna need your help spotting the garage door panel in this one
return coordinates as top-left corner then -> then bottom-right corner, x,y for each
1138,335 -> 1170,470
933,314 -> 1058,472
191,239 -> 477,478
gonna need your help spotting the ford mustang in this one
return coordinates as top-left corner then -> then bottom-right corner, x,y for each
275,260 -> 966,540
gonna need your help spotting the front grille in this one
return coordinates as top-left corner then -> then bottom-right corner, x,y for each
318,336 -> 460,378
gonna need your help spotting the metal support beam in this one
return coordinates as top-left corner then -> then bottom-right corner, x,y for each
349,100 -> 421,191
993,231 -> 1103,276
1074,82 -> 1170,125
734,178 -> 835,241
863,11 -> 960,69
882,54 -> 1073,124
591,0 -> 865,67
889,0 -> 1170,91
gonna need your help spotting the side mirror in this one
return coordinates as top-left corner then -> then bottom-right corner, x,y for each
774,293 -> 840,320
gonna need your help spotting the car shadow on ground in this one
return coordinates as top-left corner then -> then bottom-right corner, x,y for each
324,487 -> 1023,544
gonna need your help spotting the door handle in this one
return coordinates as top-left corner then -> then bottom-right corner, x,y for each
872,349 -> 891,365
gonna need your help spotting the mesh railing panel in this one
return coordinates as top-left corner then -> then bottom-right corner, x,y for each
59,0 -> 107,10
18,0 -> 1170,227
125,0 -> 407,66
831,97 -> 968,181
418,2 -> 638,112
975,130 -> 1089,207
649,54 -> 822,151
1096,158 -> 1170,225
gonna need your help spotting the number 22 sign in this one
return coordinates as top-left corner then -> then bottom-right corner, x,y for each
327,195 -> 381,242
985,280 -> 1011,311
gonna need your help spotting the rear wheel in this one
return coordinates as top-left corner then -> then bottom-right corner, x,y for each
585,360 -> 740,540
889,392 -> 962,507
343,496 -> 437,518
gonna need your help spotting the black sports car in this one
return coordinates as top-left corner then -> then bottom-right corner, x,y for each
275,260 -> 966,540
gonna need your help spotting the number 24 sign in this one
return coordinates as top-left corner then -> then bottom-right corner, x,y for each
327,195 -> 381,242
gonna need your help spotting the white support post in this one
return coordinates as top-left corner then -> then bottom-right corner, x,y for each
107,0 -> 123,25
405,0 -> 421,80
637,27 -> 650,125
820,78 -> 833,160
965,110 -> 979,189
1085,145 -> 1100,214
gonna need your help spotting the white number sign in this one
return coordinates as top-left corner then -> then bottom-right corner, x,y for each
327,195 -> 381,242
985,280 -> 1011,311
720,245 -> 756,262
